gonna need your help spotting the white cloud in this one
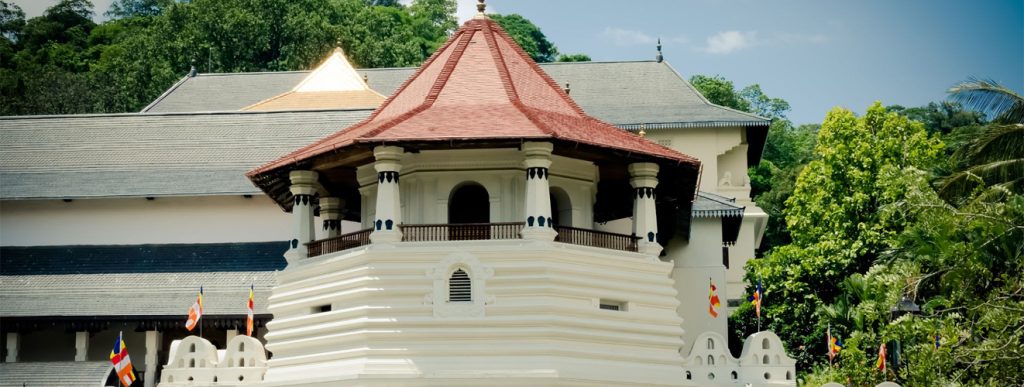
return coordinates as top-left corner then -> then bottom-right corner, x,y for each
601,27 -> 657,45
702,30 -> 758,54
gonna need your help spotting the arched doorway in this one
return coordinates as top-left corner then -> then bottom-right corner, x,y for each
550,187 -> 572,227
448,183 -> 489,240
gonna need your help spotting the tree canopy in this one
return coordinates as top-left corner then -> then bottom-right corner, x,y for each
1,0 -> 582,116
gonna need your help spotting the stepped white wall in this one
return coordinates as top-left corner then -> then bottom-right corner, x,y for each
261,239 -> 685,386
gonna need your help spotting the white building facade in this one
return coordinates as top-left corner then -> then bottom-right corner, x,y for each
0,6 -> 791,387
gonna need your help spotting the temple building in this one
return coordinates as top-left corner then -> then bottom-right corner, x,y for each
0,2 -> 791,386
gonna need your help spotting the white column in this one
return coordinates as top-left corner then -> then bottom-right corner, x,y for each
283,170 -> 319,263
75,331 -> 89,361
5,332 -> 18,362
144,330 -> 162,387
371,146 -> 404,243
320,197 -> 344,238
521,142 -> 557,241
225,329 -> 239,344
629,162 -> 662,255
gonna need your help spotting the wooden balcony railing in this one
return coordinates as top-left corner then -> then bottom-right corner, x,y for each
305,223 -> 642,257
306,228 -> 372,258
554,225 -> 639,252
402,222 -> 524,242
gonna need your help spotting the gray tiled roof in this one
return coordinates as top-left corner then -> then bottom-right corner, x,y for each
142,61 -> 766,127
143,68 -> 414,114
0,361 -> 111,387
0,110 -> 370,199
0,271 -> 276,317
692,191 -> 745,218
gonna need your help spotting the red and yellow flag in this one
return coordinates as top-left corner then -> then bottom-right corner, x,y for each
185,287 -> 203,331
709,278 -> 721,318
876,341 -> 887,372
246,284 -> 255,337
109,331 -> 136,387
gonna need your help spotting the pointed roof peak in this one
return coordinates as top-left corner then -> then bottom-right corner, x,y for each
474,0 -> 488,19
249,14 -> 697,176
242,48 -> 384,111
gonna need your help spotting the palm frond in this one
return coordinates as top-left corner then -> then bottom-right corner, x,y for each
948,77 -> 1024,124
961,124 -> 1024,165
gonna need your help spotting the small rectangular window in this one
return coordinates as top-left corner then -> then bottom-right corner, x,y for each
599,299 -> 626,311
727,299 -> 741,308
722,246 -> 730,269
312,304 -> 332,313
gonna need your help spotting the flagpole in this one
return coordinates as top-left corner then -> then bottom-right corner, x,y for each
757,274 -> 762,332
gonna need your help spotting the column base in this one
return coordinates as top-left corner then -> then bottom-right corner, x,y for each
370,230 -> 403,243
521,227 -> 557,241
638,241 -> 663,256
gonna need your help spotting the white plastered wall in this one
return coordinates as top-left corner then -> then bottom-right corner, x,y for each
667,217 -> 729,356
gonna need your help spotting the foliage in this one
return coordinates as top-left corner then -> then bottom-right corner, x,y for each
556,53 -> 590,62
938,79 -> 1024,204
1,0 -> 570,116
805,173 -> 1024,385
689,74 -> 750,112
490,13 -> 559,63
742,103 -> 943,372
948,77 -> 1024,125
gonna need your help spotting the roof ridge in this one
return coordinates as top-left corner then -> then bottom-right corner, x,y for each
661,61 -> 769,122
140,75 -> 190,112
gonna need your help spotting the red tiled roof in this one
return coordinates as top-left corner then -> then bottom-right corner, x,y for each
248,16 -> 698,176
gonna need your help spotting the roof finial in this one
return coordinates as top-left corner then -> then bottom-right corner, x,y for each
334,38 -> 343,54
638,123 -> 647,137
188,58 -> 197,77
363,73 -> 369,84
476,0 -> 486,16
564,82 -> 570,95
656,38 -> 663,63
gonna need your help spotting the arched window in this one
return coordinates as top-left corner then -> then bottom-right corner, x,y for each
762,338 -> 770,349
731,371 -> 738,379
707,338 -> 715,350
685,371 -> 692,380
762,354 -> 770,365
239,341 -> 245,352
707,355 -> 714,365
786,371 -> 792,380
549,187 -> 572,227
449,269 -> 471,302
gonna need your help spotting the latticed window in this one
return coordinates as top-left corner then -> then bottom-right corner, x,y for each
448,269 -> 471,302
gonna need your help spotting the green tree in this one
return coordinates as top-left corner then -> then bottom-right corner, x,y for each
688,74 -> 750,112
106,0 -> 173,19
937,78 -> 1024,203
490,13 -> 559,63
556,53 -> 590,62
745,103 -> 943,370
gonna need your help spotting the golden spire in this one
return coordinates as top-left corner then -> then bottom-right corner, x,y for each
638,124 -> 647,138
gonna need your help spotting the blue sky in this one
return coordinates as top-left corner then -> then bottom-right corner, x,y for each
16,0 -> 1024,124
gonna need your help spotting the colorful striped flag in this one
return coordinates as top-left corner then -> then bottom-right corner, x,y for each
246,284 -> 255,337
876,341 -> 887,372
935,333 -> 941,350
748,276 -> 763,318
827,324 -> 843,361
185,287 -> 203,331
109,331 -> 136,387
709,278 -> 721,318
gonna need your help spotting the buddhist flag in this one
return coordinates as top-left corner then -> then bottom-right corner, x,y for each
709,278 -> 721,318
827,324 -> 842,361
246,284 -> 255,337
748,276 -> 763,318
185,286 -> 204,331
109,331 -> 136,387
876,341 -> 887,372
